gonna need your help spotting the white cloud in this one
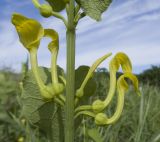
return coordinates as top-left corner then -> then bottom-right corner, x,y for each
0,0 -> 160,73
0,20 -> 27,70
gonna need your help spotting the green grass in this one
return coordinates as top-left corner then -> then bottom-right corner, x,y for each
83,85 -> 160,142
103,85 -> 160,142
0,69 -> 160,142
75,72 -> 160,142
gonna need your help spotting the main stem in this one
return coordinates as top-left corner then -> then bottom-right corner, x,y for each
65,0 -> 75,142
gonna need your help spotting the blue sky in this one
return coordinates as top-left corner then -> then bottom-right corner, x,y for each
0,0 -> 160,73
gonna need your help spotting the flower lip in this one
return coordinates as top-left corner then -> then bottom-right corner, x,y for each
11,13 -> 44,50
12,13 -> 28,26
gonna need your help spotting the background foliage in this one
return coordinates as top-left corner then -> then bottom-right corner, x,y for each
0,65 -> 160,142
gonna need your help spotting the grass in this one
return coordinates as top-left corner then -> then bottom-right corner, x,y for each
92,85 -> 160,142
0,69 -> 160,142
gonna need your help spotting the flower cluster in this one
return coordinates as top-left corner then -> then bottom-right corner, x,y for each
12,14 -> 65,105
12,13 -> 140,126
75,52 -> 140,125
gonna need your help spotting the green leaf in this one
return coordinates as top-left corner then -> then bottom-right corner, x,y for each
87,128 -> 103,142
75,66 -> 97,105
45,0 -> 66,12
76,0 -> 112,21
21,67 -> 64,141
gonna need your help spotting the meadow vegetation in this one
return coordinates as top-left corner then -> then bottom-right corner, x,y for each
0,66 -> 160,142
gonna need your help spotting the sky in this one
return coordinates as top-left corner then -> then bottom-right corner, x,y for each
0,0 -> 160,73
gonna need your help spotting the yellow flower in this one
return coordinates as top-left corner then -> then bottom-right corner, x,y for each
11,13 -> 44,50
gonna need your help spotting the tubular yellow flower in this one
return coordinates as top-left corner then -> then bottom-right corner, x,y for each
11,13 -> 44,51
103,52 -> 132,108
91,52 -> 132,113
44,29 -> 59,52
75,52 -> 133,113
94,72 -> 140,125
30,48 -> 54,99
12,13 -> 55,99
106,73 -> 140,124
44,29 -> 64,95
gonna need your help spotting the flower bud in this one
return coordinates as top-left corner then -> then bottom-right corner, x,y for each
41,84 -> 55,100
76,89 -> 84,98
54,83 -> 64,95
92,100 -> 105,113
39,4 -> 53,18
95,113 -> 108,125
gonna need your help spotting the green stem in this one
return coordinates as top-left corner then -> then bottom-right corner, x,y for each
75,105 -> 92,113
54,98 -> 65,106
83,118 -> 86,142
58,94 -> 66,102
32,0 -> 67,27
75,4 -> 80,15
65,1 -> 76,142
51,12 -> 68,28
74,12 -> 86,25
30,48 -> 53,99
51,49 -> 58,84
74,111 -> 95,119
32,0 -> 41,8
29,48 -> 45,89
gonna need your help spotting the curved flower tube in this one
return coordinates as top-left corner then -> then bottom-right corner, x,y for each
75,52 -> 133,113
29,48 -> 54,99
11,13 -> 64,102
94,72 -> 140,125
12,13 -> 54,99
74,110 -> 96,119
44,29 -> 59,84
103,52 -> 132,108
43,29 -> 65,96
75,53 -> 112,105
92,52 -> 133,113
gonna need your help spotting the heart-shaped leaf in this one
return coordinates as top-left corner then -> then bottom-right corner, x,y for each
76,0 -> 112,21
21,67 -> 64,141
45,0 -> 66,12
